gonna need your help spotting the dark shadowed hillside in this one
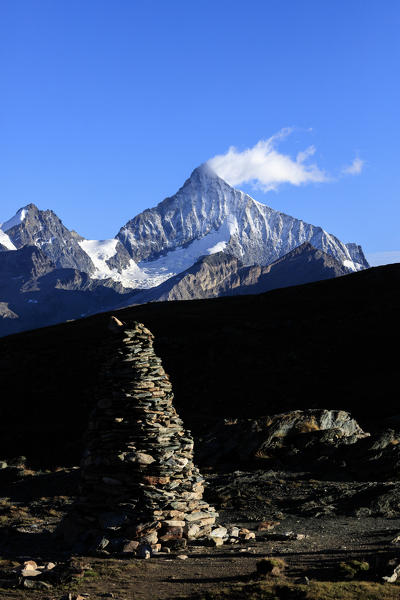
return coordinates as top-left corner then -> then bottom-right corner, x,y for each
0,263 -> 399,467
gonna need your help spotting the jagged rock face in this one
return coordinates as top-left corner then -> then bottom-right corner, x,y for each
61,321 -> 218,554
104,241 -> 133,273
131,242 -> 351,303
117,165 -> 369,271
131,252 -> 244,302
4,204 -> 95,273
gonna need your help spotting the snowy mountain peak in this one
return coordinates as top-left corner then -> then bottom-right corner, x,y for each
187,162 -> 219,181
0,203 -> 96,273
0,164 -> 369,297
117,165 -> 369,276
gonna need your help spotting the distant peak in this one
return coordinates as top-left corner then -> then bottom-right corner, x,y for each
15,203 -> 39,214
189,162 -> 219,180
1,204 -> 38,232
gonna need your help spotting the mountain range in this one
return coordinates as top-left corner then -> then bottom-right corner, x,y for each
0,164 -> 369,336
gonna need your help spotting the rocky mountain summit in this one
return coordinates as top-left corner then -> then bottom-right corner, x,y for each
1,203 -> 95,272
118,164 -> 368,275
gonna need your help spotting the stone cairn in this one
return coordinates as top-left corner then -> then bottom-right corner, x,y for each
61,318 -> 219,555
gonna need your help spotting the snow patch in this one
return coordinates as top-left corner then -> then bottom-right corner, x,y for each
1,208 -> 28,232
79,239 -> 149,288
79,239 -> 119,267
139,219 -> 234,279
0,229 -> 17,250
343,259 -> 358,272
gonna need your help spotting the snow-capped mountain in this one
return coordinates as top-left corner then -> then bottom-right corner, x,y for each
117,164 -> 369,282
0,165 -> 371,336
0,204 -> 150,287
0,163 -> 369,295
0,204 -> 95,273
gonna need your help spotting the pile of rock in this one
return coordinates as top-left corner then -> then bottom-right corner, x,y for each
61,318 -> 219,554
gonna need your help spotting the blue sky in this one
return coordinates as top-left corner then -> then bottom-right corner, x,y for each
1,0 -> 399,264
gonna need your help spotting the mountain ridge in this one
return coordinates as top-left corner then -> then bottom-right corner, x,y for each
128,242 -> 351,304
0,165 -> 371,335
117,165 -> 369,277
1,165 -> 368,291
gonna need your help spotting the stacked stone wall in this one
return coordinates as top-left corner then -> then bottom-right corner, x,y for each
62,319 -> 218,554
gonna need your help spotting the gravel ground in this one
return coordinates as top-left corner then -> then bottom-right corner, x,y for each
1,468 -> 400,599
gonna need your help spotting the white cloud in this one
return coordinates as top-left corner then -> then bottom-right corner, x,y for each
342,157 -> 364,175
207,129 -> 328,192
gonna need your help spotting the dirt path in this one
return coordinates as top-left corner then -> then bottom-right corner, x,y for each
1,516 -> 400,599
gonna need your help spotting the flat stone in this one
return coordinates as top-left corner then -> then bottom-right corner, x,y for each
210,526 -> 228,538
136,453 -> 156,465
184,523 -> 200,538
163,520 -> 185,527
21,568 -> 42,577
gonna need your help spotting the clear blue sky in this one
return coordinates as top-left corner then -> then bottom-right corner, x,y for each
1,1 -> 399,263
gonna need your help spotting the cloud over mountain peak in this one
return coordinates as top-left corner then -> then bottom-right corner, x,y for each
207,129 -> 328,192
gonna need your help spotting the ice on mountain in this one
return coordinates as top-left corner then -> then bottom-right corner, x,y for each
139,219 -> 237,278
0,229 -> 17,250
79,239 -> 148,285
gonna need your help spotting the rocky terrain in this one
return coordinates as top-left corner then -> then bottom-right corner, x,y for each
1,457 -> 400,599
0,263 -> 400,598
